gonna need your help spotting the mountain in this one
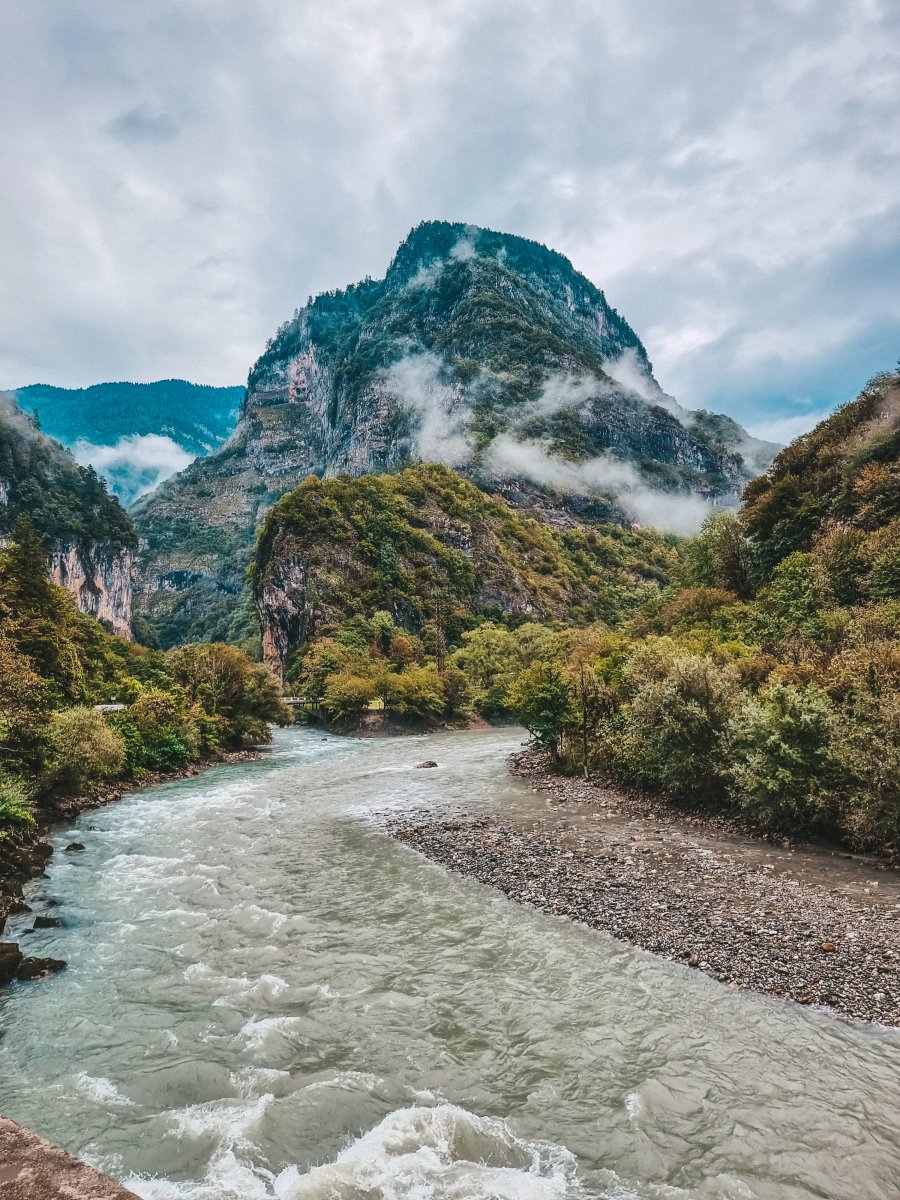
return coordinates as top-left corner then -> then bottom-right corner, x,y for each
251,463 -> 675,674
133,221 -> 777,647
13,380 -> 244,505
0,395 -> 135,635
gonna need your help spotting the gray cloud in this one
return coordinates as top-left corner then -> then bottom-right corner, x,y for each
0,0 -> 897,438
106,105 -> 181,143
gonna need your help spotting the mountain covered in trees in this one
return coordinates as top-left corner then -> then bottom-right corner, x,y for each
14,380 -> 243,456
0,394 -> 135,635
252,463 -> 675,675
249,368 -> 899,852
14,380 -> 244,504
133,221 -> 776,647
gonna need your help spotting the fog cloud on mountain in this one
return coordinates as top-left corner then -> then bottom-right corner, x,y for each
72,434 -> 194,505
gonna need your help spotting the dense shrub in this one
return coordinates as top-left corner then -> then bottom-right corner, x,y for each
0,775 -> 35,829
48,707 -> 126,785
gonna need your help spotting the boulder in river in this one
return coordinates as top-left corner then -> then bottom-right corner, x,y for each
16,956 -> 66,980
65,843 -> 85,853
416,761 -> 439,769
32,915 -> 62,930
0,942 -> 24,985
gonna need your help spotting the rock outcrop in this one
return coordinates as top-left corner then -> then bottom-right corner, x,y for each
49,542 -> 133,639
252,463 -> 675,674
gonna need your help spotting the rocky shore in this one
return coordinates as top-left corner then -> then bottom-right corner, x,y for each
0,749 -> 261,987
389,751 -> 900,1026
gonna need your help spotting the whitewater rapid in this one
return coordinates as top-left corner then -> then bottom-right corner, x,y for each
0,727 -> 898,1199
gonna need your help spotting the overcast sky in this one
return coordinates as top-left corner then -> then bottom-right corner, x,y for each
1,1 -> 898,439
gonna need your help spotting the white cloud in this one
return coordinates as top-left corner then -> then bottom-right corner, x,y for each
72,434 -> 194,504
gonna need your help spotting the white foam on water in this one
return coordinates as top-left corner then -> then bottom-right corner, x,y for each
125,1103 -> 589,1200
238,1014 -> 306,1051
281,1104 -> 584,1200
625,1092 -> 641,1120
303,1069 -> 384,1093
72,1071 -> 135,1107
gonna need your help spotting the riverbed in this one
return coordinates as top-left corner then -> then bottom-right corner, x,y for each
0,726 -> 898,1199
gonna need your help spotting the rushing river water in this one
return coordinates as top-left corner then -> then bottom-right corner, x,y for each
1,726 -> 899,1199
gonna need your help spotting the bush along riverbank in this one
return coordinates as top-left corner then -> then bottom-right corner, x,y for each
389,749 -> 900,1026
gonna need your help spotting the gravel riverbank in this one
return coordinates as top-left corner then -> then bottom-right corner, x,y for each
389,750 -> 900,1026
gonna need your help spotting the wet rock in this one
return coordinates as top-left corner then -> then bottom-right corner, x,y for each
16,956 -> 66,980
32,915 -> 62,930
65,843 -> 85,853
8,900 -> 32,915
0,942 -> 24,986
416,761 -> 439,769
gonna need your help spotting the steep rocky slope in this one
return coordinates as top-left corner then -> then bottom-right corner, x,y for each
252,463 -> 675,674
134,221 -> 776,646
0,394 -> 135,636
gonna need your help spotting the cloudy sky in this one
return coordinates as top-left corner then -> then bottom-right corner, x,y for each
1,0 -> 898,439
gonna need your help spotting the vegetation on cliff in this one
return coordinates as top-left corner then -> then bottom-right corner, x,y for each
0,519 -> 291,835
252,462 -> 676,676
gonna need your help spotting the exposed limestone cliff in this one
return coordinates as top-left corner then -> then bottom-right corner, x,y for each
48,543 -> 133,639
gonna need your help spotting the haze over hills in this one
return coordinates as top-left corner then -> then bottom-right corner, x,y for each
13,380 -> 244,505
132,221 -> 778,648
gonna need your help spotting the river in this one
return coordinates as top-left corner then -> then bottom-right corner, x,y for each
0,726 -> 898,1199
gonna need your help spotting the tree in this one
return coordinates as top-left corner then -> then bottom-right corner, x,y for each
323,670 -> 376,723
166,643 -> 292,746
508,662 -> 573,763
726,682 -> 837,831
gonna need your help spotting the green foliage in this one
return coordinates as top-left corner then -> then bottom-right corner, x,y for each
0,775 -> 35,829
0,520 -> 289,795
0,395 -> 135,549
726,683 -> 837,831
48,707 -> 126,785
604,646 -> 740,801
253,464 -> 675,668
507,662 -> 573,761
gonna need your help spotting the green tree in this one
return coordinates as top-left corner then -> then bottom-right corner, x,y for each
726,682 -> 837,831
508,662 -> 573,763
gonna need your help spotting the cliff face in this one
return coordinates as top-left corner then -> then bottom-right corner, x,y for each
48,543 -> 133,639
252,464 -> 676,675
134,220 -> 777,646
0,394 -> 135,636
